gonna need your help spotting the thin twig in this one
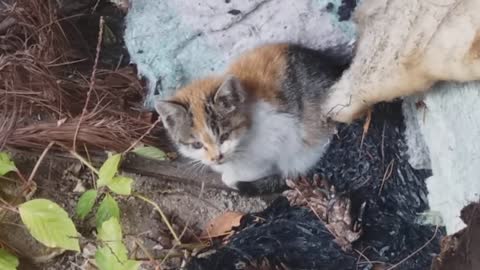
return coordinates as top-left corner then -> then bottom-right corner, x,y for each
135,193 -> 181,243
83,144 -> 97,189
385,225 -> 439,270
134,238 -> 159,267
73,16 -> 104,152
378,159 -> 395,196
55,141 -> 99,174
123,118 -> 162,154
27,141 -> 54,184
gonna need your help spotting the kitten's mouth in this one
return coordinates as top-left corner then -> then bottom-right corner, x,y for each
210,157 -> 229,166
213,160 -> 225,165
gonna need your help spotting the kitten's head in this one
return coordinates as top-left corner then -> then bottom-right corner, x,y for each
155,75 -> 251,167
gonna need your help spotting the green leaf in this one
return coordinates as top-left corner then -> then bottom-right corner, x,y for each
95,247 -> 114,270
132,146 -> 167,161
122,260 -> 141,270
98,217 -> 127,262
0,152 -> 17,176
96,248 -> 141,270
0,248 -> 19,270
18,199 -> 80,251
96,194 -> 120,229
98,154 -> 122,187
75,189 -> 98,220
108,176 -> 133,196
95,218 -> 141,270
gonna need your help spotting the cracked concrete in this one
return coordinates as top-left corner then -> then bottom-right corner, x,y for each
124,0 -> 355,109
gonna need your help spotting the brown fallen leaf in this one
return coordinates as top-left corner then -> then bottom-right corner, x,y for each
200,211 -> 244,240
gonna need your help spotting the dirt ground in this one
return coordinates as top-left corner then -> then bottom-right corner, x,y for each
432,202 -> 480,270
0,151 -> 267,270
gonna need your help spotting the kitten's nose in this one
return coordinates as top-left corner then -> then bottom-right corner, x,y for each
212,153 -> 224,164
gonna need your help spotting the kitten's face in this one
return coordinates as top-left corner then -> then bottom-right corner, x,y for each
155,76 -> 250,168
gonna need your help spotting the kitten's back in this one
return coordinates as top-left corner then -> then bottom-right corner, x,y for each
228,44 -> 351,108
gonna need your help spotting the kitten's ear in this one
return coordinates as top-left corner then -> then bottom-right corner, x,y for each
154,100 -> 189,132
214,75 -> 246,113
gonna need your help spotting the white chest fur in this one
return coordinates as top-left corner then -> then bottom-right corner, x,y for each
214,102 -> 331,188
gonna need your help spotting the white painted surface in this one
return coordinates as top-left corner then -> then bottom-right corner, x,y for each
403,82 -> 480,234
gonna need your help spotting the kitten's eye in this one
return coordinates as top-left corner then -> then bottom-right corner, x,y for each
220,132 -> 230,143
192,141 -> 203,149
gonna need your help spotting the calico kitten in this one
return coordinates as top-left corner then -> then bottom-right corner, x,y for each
155,43 -> 351,194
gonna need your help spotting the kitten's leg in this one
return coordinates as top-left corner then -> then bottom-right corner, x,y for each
221,173 -> 240,190
235,175 -> 288,196
221,163 -> 277,193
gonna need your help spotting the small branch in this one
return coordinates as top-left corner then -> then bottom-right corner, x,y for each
134,238 -> 160,267
385,225 -> 439,270
27,141 -> 54,184
15,170 -> 28,184
135,193 -> 181,244
55,141 -> 99,174
378,159 -> 395,196
123,118 -> 162,154
0,197 -> 19,214
73,16 -> 104,152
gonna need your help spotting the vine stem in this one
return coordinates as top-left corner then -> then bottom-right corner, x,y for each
134,193 -> 180,243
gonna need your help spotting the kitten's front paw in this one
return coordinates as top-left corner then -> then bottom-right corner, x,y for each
221,175 -> 239,191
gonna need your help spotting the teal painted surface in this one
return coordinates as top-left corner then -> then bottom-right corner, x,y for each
126,0 -> 357,109
312,0 -> 357,38
125,1 -> 222,107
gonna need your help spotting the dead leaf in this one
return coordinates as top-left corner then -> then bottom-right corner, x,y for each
200,211 -> 244,239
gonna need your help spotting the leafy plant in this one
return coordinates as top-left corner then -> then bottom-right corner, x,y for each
0,151 -> 140,269
0,152 -> 80,266
72,153 -> 139,269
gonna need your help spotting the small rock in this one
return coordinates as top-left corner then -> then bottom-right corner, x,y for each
82,243 -> 97,258
73,180 -> 86,193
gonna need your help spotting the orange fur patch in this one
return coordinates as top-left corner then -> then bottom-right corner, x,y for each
228,43 -> 288,103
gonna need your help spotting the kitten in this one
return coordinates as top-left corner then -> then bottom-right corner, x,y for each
155,43 -> 351,194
